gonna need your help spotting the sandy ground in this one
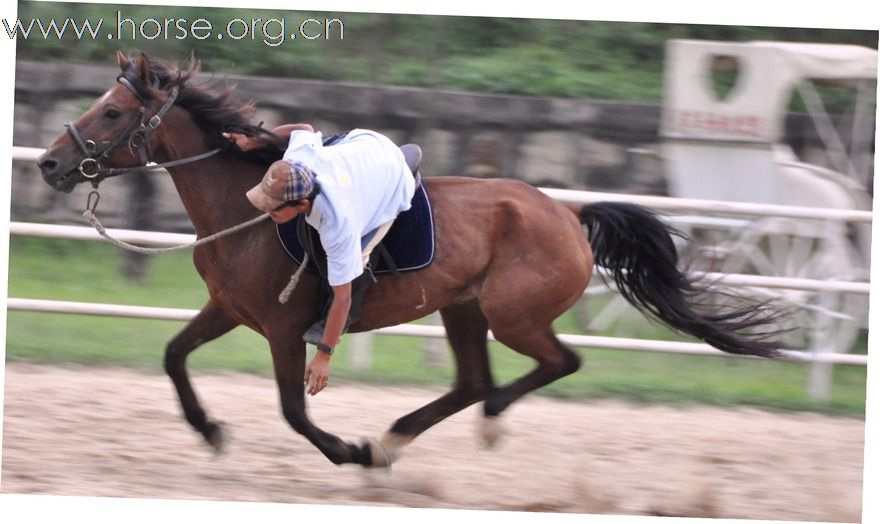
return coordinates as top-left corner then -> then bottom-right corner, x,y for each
0,362 -> 865,522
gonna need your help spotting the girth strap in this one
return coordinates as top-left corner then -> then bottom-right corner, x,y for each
296,215 -> 327,279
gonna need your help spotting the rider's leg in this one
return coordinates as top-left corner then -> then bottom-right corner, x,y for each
303,219 -> 395,345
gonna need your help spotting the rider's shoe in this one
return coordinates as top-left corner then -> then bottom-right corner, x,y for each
303,319 -> 355,346
302,321 -> 326,346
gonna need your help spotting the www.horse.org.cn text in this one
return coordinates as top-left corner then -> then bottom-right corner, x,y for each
3,11 -> 345,47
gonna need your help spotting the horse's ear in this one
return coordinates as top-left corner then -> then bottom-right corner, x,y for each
116,50 -> 130,71
135,53 -> 152,84
188,51 -> 201,75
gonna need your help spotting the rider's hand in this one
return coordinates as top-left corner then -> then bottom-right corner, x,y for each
222,132 -> 260,151
304,351 -> 332,396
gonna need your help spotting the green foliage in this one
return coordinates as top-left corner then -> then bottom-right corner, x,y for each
5,237 -> 867,416
13,2 -> 877,102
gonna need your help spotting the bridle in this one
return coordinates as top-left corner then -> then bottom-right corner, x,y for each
60,69 -> 276,260
64,74 -> 221,188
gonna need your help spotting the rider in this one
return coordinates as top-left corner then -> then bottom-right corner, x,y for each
225,124 -> 416,396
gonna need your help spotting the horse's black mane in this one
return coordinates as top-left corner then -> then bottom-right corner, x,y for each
121,56 -> 283,165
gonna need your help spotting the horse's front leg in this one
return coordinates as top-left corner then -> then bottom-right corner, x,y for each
268,334 -> 374,466
164,299 -> 240,451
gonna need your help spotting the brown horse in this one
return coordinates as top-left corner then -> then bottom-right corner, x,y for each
37,54 -> 783,468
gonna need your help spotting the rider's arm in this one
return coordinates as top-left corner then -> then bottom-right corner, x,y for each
269,123 -> 315,140
304,217 -> 361,396
304,281 -> 350,396
323,282 -> 352,350
323,232 -> 361,351
223,123 -> 314,151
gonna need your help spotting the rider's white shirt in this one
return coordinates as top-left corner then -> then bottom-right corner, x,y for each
283,129 -> 415,286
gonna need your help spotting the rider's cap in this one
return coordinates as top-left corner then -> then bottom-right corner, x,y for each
247,160 -> 316,212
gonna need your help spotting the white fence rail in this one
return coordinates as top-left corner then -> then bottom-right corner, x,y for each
12,146 -> 44,161
5,298 -> 868,366
541,187 -> 874,223
12,145 -> 872,224
6,220 -> 870,370
9,146 -> 871,400
8,222 -> 871,296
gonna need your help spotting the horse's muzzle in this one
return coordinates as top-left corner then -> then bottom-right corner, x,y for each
38,151 -> 81,193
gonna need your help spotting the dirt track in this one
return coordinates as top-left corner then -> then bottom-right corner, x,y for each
1,362 -> 865,521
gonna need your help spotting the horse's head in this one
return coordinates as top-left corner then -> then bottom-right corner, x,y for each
38,52 -> 177,193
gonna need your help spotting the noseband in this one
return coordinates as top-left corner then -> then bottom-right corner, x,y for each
64,75 -> 220,186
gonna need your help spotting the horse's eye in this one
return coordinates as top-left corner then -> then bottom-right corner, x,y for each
104,108 -> 121,120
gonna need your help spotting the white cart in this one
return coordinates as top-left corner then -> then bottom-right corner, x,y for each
594,40 -> 876,397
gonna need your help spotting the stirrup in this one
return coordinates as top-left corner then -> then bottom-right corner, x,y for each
303,321 -> 325,346
303,318 -> 354,346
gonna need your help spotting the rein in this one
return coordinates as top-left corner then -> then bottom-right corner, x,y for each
81,207 -> 272,254
82,202 -> 304,304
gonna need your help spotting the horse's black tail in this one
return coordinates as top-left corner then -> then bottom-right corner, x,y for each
579,202 -> 784,358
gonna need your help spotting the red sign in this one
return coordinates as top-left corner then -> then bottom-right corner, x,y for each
673,110 -> 763,137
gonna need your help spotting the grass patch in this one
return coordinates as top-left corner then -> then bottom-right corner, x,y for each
5,237 -> 868,416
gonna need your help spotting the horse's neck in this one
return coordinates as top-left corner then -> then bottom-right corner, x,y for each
169,156 -> 262,236
156,116 -> 265,237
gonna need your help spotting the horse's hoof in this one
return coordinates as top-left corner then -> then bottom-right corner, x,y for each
203,421 -> 226,455
478,415 -> 506,449
363,438 -> 394,469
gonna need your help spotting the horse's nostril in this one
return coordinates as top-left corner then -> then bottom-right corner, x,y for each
38,157 -> 58,174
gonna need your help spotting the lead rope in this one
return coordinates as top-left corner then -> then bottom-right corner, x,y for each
82,206 -> 271,254
277,253 -> 310,304
82,190 -> 307,303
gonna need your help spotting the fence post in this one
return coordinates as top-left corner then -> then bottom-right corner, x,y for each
348,333 -> 374,371
424,312 -> 449,368
807,290 -> 837,401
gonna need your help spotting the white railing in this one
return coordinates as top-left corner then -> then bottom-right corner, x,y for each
7,222 -> 871,296
14,145 -> 870,224
4,297 -> 867,367
541,187 -> 874,223
12,146 -> 44,161
10,146 -> 871,399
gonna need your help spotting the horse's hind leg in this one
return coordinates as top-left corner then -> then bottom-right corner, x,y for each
482,326 -> 581,421
164,299 -> 240,451
473,207 -> 588,437
370,299 -> 494,466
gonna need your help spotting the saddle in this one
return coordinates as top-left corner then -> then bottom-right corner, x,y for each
400,143 -> 423,188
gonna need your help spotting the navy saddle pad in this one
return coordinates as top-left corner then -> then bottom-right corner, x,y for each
276,183 -> 435,275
